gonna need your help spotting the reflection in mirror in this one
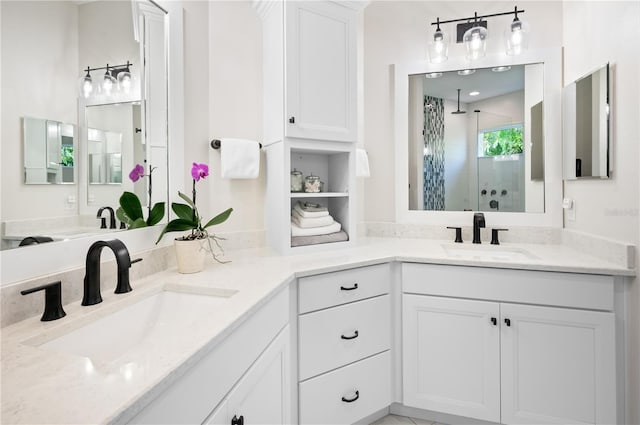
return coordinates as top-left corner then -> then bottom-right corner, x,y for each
408,64 -> 544,213
563,63 -> 610,179
23,117 -> 75,184
1,0 -> 168,250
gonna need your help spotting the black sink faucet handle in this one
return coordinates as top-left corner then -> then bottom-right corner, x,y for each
446,226 -> 463,243
491,228 -> 509,245
21,281 -> 67,321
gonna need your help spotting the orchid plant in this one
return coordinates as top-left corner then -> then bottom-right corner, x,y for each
156,162 -> 233,262
116,164 -> 166,228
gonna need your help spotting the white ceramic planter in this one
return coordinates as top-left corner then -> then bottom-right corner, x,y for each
174,238 -> 207,273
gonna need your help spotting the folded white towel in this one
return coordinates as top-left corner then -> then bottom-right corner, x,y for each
291,220 -> 341,237
291,209 -> 334,228
294,202 -> 329,218
220,138 -> 260,179
356,148 -> 370,177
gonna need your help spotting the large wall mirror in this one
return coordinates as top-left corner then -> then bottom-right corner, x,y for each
394,49 -> 563,228
562,63 -> 610,180
0,0 -> 168,250
408,64 -> 544,213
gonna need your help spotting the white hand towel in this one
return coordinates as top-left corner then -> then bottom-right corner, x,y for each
291,209 -> 334,228
294,202 -> 329,218
220,138 -> 260,179
356,148 -> 370,177
291,220 -> 341,237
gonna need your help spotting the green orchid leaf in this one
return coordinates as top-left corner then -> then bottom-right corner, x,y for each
203,208 -> 233,230
115,207 -> 131,226
177,191 -> 195,208
119,191 -> 144,221
147,202 -> 166,226
129,218 -> 148,229
155,218 -> 197,244
172,203 -> 194,221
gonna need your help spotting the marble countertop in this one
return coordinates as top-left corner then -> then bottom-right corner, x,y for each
1,237 -> 634,424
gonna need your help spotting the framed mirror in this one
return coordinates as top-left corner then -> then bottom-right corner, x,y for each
394,48 -> 563,228
1,0 -> 168,250
408,64 -> 544,213
562,63 -> 610,179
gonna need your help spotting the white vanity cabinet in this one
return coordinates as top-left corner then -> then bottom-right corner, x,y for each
402,263 -> 617,425
129,288 -> 290,425
297,264 -> 392,424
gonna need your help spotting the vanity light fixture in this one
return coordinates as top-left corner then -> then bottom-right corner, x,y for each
469,91 -> 480,96
427,18 -> 450,64
425,72 -> 443,79
491,66 -> 512,72
78,61 -> 134,99
428,6 -> 527,63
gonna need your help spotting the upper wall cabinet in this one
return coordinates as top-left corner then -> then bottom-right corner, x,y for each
285,2 -> 357,142
258,1 -> 358,144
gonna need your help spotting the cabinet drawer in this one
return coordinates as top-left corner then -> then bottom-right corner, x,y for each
299,295 -> 390,380
299,351 -> 391,424
298,264 -> 390,313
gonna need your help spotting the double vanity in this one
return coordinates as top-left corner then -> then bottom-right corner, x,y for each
0,236 -> 633,425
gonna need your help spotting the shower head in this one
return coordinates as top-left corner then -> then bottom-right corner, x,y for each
451,89 -> 466,114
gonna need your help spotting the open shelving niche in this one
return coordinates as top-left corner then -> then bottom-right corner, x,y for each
265,139 -> 355,254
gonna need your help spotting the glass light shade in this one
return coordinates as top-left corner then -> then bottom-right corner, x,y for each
505,19 -> 529,55
428,28 -> 449,63
102,72 -> 116,95
117,70 -> 132,94
463,25 -> 488,60
78,74 -> 93,99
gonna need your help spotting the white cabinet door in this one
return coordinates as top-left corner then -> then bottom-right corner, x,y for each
500,304 -> 616,425
285,1 -> 356,142
402,295 -> 501,422
208,325 -> 291,425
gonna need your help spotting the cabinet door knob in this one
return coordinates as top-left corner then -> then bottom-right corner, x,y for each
341,330 -> 359,340
289,116 -> 295,124
341,390 -> 360,403
340,283 -> 358,291
231,415 -> 244,425
490,317 -> 497,326
504,318 -> 511,327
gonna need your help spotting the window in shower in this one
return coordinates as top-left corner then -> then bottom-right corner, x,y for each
478,123 -> 524,157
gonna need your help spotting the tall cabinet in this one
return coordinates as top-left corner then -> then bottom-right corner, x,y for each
256,0 -> 362,253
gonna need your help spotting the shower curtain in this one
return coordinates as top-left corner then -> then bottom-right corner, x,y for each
423,96 -> 445,210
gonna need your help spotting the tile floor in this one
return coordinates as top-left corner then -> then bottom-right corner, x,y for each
370,414 -> 447,425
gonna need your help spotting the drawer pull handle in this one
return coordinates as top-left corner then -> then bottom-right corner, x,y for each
341,390 -> 360,403
491,317 -> 497,326
340,283 -> 358,291
341,330 -> 359,340
231,415 -> 244,425
504,318 -> 511,327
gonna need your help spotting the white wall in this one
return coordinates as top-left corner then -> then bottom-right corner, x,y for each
562,2 -> 640,423
363,0 -> 563,223
442,99 -> 469,211
0,1 -> 79,221
179,1 -> 264,235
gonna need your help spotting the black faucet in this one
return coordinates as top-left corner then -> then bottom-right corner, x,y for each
97,206 -> 116,229
82,239 -> 141,306
472,213 -> 485,244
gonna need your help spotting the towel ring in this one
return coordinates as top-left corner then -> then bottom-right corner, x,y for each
210,139 -> 263,150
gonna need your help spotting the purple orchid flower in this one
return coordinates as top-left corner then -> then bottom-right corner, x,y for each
191,162 -> 209,181
129,164 -> 145,182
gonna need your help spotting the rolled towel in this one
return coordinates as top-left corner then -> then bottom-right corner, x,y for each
291,209 -> 334,228
294,202 -> 329,218
291,220 -> 341,237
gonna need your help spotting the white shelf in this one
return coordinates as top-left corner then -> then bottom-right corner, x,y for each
290,192 -> 349,198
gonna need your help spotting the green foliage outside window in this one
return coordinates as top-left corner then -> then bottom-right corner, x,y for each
61,145 -> 74,167
481,126 -> 523,156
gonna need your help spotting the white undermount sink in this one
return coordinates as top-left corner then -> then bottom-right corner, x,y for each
442,243 -> 538,262
37,286 -> 237,365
